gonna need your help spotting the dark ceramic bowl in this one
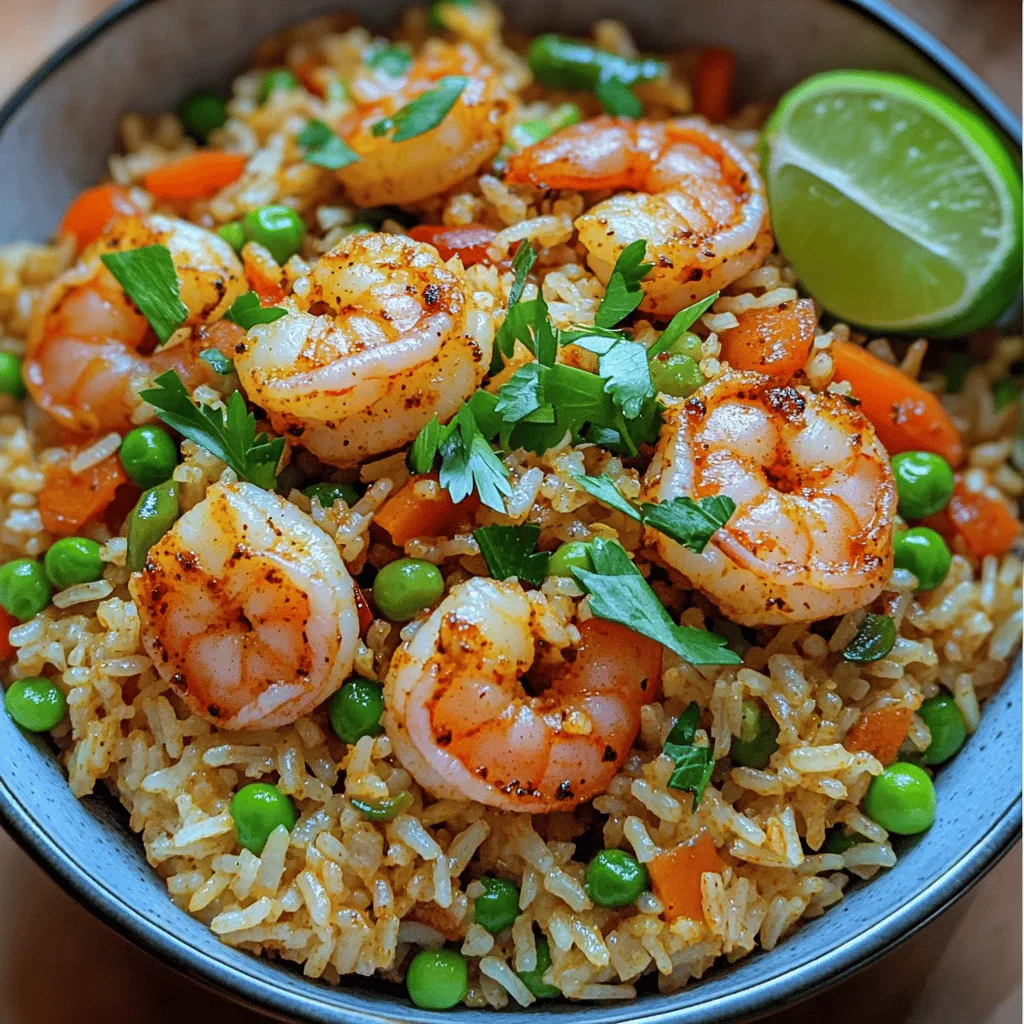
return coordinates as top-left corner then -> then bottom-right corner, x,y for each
0,1 -> 1020,1021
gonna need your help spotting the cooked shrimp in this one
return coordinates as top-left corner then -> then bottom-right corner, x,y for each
644,371 -> 897,625
384,577 -> 662,812
505,117 -> 772,319
337,41 -> 511,206
131,482 -> 358,730
25,214 -> 247,433
234,232 -> 493,468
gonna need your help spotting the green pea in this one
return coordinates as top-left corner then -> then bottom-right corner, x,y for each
0,352 -> 26,399
864,762 -> 936,835
177,91 -> 227,142
126,480 -> 180,572
893,527 -> 952,591
474,876 -> 519,933
372,558 -> 444,622
891,451 -> 955,520
666,330 -> 704,361
547,541 -> 592,579
44,537 -> 103,590
517,936 -> 560,999
329,677 -> 384,744
304,481 -> 360,509
821,825 -> 866,855
217,221 -> 246,253
230,782 -> 297,854
405,948 -> 468,1009
918,694 -> 967,766
242,205 -> 305,265
649,352 -> 705,398
527,34 -> 665,92
4,677 -> 66,732
730,699 -> 779,770
119,425 -> 178,489
258,68 -> 299,104
584,849 -> 649,908
993,377 -> 1021,412
351,791 -> 412,821
0,559 -> 51,622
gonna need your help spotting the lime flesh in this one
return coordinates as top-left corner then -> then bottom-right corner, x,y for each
762,70 -> 1022,337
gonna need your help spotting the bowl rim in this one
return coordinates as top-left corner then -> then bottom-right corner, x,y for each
0,1 -> 1020,1022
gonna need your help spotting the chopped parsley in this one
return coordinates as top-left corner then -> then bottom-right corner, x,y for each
595,239 -> 653,328
648,292 -> 720,358
371,76 -> 467,142
491,240 -> 537,371
99,244 -> 188,345
662,702 -> 715,806
365,44 -> 413,78
297,118 -> 360,170
842,613 -> 897,663
570,537 -> 740,665
595,77 -> 644,118
224,291 -> 288,330
199,348 -> 233,375
140,370 -> 284,490
473,523 -> 549,587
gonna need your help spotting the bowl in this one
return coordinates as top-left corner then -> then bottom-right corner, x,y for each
0,1 -> 1020,1020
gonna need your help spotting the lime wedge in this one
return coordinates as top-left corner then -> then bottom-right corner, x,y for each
761,71 -> 1022,337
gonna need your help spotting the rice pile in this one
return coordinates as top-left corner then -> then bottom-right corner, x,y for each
0,3 -> 1021,1007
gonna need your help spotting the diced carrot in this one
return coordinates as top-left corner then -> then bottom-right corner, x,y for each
843,705 -> 912,765
373,474 -> 479,547
0,607 -> 18,661
243,249 -> 287,303
353,583 -> 373,634
947,478 -> 1021,558
648,832 -> 725,923
718,298 -> 816,380
39,452 -> 129,537
832,341 -> 965,467
143,151 -> 247,201
58,184 -> 141,250
407,224 -> 498,267
694,47 -> 736,123
294,57 -> 326,97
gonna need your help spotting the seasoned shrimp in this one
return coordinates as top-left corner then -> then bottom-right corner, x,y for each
505,117 -> 772,319
25,214 -> 247,433
131,482 -> 358,730
337,41 -> 511,206
234,232 -> 493,467
644,371 -> 897,625
385,577 -> 662,812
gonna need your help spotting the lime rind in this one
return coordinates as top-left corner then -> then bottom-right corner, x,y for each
762,70 -> 1022,337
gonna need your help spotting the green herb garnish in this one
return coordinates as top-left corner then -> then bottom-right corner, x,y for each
648,292 -> 720,358
595,239 -> 653,328
366,44 -> 413,77
297,118 -> 360,170
661,701 -> 715,806
140,370 -> 284,489
595,78 -> 643,117
224,291 -> 288,330
199,348 -> 233,375
491,240 -> 537,371
474,523 -> 549,587
350,791 -> 412,821
842,613 -> 897,663
100,245 -> 188,345
371,76 -> 467,142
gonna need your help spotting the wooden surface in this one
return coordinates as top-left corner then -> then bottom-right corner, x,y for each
1,1 -> 1021,1022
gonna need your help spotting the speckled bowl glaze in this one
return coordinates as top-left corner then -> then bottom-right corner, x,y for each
0,1 -> 1020,1020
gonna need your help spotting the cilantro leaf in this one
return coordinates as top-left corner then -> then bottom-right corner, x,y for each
199,348 -> 233,375
436,405 -> 511,512
140,369 -> 283,489
662,701 -> 714,806
571,473 -> 642,522
465,389 -> 503,439
495,363 -> 547,423
224,291 -> 288,330
474,524 -> 550,587
642,495 -> 736,553
594,239 -> 652,328
571,538 -> 740,665
665,702 -> 700,749
598,339 -> 654,418
297,118 -> 360,170
366,44 -> 413,77
408,414 -> 442,474
492,240 -> 537,371
648,292 -> 720,358
595,78 -> 643,118
371,76 -> 467,142
100,244 -> 188,345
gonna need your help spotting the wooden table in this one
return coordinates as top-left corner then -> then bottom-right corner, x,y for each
1,2 -> 1020,1022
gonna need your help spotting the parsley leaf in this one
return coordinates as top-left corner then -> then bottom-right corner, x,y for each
597,338 -> 654,418
408,414 -> 442,474
572,474 -> 736,552
224,291 -> 288,330
297,118 -> 360,170
465,389 -> 504,439
100,245 -> 188,345
495,363 -> 546,423
662,701 -> 714,806
371,75 -> 467,142
491,240 -> 537,372
648,292 -> 720,358
140,369 -> 284,489
595,78 -> 643,117
842,613 -> 897,663
436,405 -> 511,512
199,348 -> 233,375
571,538 -> 740,665
473,523 -> 549,587
595,239 -> 653,328
366,44 -> 413,77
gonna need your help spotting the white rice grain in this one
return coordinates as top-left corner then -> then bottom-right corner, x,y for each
480,957 -> 536,1006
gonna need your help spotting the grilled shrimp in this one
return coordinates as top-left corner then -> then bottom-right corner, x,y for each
25,214 -> 247,433
337,41 -> 510,206
384,577 -> 662,813
505,117 -> 772,319
132,482 -> 358,730
234,232 -> 493,467
644,371 -> 897,626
